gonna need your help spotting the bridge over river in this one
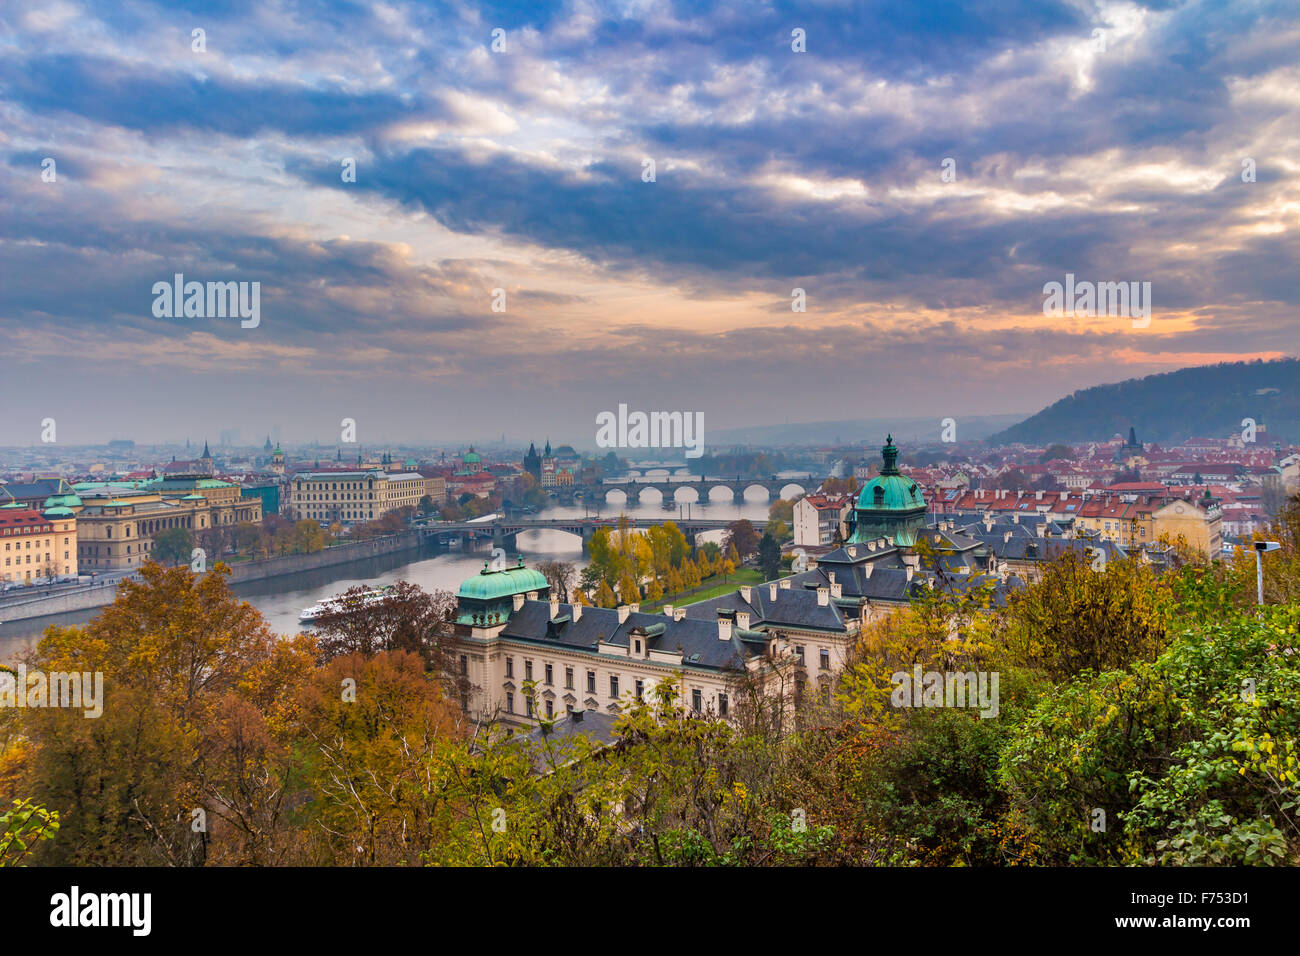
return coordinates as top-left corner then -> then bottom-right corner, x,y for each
597,473 -> 827,504
419,515 -> 768,551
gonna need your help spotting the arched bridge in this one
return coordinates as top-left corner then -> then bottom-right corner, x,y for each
418,516 -> 768,551
600,474 -> 825,505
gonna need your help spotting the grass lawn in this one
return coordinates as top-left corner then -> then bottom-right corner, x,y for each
643,566 -> 767,612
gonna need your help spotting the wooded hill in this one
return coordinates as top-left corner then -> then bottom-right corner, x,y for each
989,358 -> 1300,445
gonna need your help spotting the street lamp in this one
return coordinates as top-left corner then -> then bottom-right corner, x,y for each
1254,540 -> 1281,605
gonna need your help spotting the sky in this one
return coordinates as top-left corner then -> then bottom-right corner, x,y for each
1,0 -> 1297,448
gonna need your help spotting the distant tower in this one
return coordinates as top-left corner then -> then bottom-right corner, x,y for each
524,442 -> 541,480
271,444 -> 284,476
200,440 -> 214,476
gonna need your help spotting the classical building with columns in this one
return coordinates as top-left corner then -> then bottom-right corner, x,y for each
70,477 -> 262,572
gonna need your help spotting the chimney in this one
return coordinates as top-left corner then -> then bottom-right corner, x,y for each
828,571 -> 836,584
830,581 -> 842,599
674,608 -> 686,621
617,605 -> 630,624
736,611 -> 751,630
868,541 -> 877,552
768,583 -> 778,601
906,567 -> 914,582
718,615 -> 733,641
663,604 -> 674,617
817,587 -> 829,606
1013,513 -> 1020,523
1036,490 -> 1044,500
1004,531 -> 1012,542
571,603 -> 582,622
549,595 -> 560,618
526,590 -> 539,601
780,579 -> 791,590
862,563 -> 874,578
512,592 -> 525,611
739,585 -> 752,602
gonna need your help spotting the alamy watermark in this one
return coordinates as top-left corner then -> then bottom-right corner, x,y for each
1042,273 -> 1151,328
152,274 -> 260,328
596,403 -> 704,459
890,666 -> 999,718
0,665 -> 103,718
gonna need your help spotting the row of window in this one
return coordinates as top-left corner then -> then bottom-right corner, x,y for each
501,655 -> 732,716
1,525 -> 56,535
4,552 -> 70,565
4,538 -> 70,550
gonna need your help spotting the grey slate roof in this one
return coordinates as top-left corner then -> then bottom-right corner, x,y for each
499,601 -> 758,672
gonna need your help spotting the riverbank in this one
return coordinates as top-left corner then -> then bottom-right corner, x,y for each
0,531 -> 424,624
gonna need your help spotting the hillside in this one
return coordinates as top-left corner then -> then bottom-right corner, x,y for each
988,358 -> 1300,445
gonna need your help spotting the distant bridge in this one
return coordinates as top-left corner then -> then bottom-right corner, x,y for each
419,516 -> 768,551
598,474 -> 826,504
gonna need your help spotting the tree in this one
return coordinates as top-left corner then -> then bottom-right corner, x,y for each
1038,444 -> 1075,463
999,470 -> 1031,492
758,532 -> 782,581
989,551 -> 1173,682
151,526 -> 193,566
0,797 -> 59,866
594,581 -> 617,608
723,519 -> 760,559
768,498 -> 795,525
311,582 -> 463,696
537,560 -> 576,603
296,650 -> 462,865
15,561 -> 316,865
618,574 -> 641,605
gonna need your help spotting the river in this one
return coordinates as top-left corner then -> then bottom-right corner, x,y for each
0,476 -> 791,659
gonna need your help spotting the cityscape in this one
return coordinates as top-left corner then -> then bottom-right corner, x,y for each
1,0 -> 1297,933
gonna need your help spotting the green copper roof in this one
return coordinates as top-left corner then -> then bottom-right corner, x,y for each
43,507 -> 75,518
463,447 -> 482,463
856,435 -> 926,512
43,494 -> 82,509
456,563 -> 547,602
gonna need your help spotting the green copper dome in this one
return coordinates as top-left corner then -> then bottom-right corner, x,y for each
856,436 -> 925,511
462,447 -> 482,464
456,563 -> 547,602
850,435 -> 927,547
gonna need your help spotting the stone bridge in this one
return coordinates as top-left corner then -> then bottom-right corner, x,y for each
418,516 -> 767,552
600,474 -> 824,505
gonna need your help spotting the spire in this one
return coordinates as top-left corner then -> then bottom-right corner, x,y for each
201,440 -> 211,458
880,435 -> 900,476
544,438 -> 552,457
1128,426 -> 1138,446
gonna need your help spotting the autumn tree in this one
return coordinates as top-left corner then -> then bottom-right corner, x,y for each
296,651 -> 463,865
724,519 -> 760,560
16,561 -> 316,865
311,582 -> 463,697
